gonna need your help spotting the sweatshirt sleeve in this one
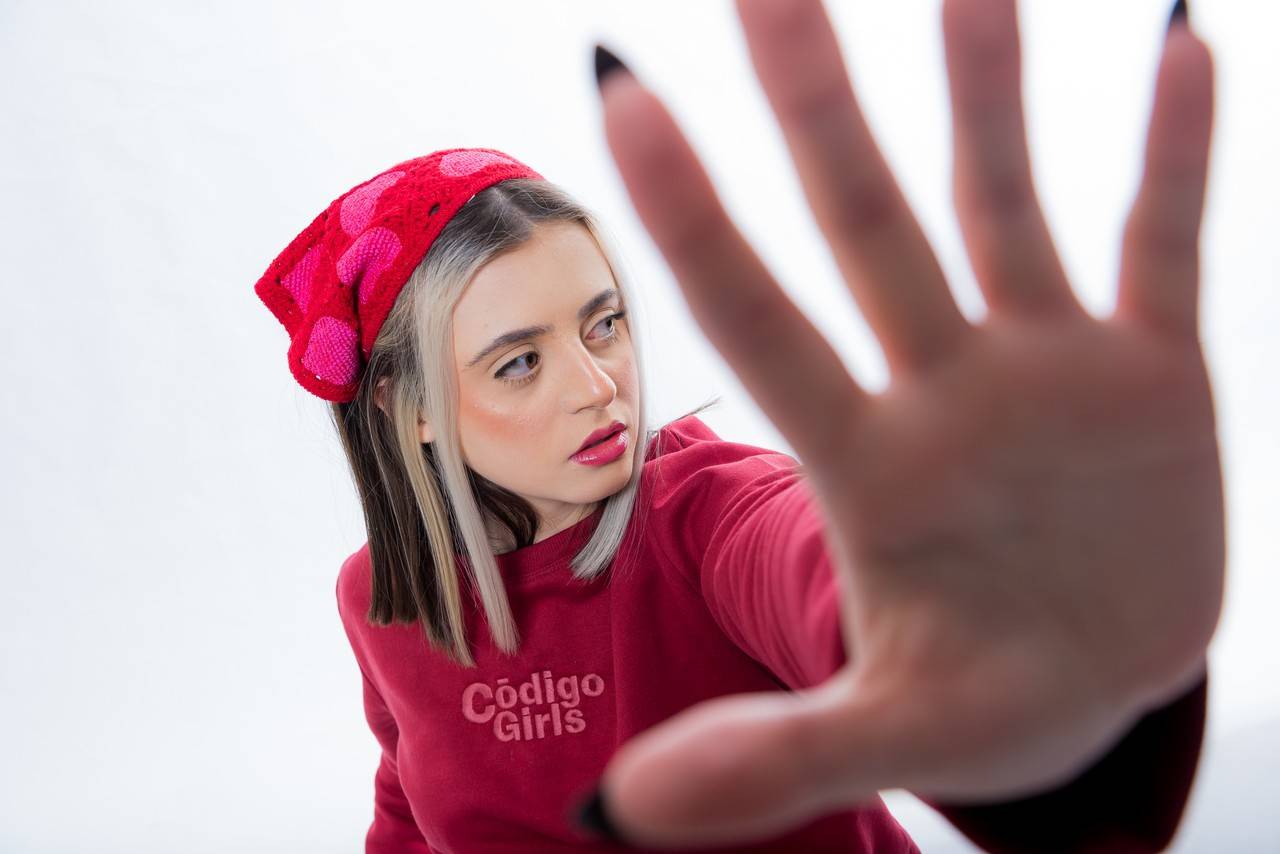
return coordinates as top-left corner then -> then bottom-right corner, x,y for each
356,665 -> 437,854
647,417 -> 847,691
660,418 -> 1208,852
696,459 -> 848,691
335,563 -> 436,854
917,670 -> 1208,854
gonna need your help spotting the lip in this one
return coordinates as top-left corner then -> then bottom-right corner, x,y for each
570,426 -> 629,466
574,420 -> 626,456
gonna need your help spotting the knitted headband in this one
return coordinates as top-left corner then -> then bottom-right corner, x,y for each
254,147 -> 546,403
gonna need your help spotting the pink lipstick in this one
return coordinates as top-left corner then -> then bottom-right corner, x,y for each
570,423 -> 628,466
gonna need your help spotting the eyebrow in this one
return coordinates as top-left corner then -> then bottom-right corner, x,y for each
465,288 -> 621,371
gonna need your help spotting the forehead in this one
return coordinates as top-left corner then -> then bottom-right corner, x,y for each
452,222 -> 616,337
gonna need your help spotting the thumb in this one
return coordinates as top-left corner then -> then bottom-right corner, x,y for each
586,676 -> 901,849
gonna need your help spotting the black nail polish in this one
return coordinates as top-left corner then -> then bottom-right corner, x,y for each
1166,0 -> 1189,33
594,43 -> 631,93
573,784 -> 627,844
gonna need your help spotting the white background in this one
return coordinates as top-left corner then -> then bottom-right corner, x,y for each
1,0 -> 1276,850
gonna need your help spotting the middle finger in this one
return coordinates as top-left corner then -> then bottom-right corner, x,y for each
735,0 -> 973,376
942,0 -> 1087,319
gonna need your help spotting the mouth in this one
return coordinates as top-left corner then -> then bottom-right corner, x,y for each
573,421 -> 626,456
584,428 -> 621,449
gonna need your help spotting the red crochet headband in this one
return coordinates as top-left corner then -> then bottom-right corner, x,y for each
254,147 -> 546,402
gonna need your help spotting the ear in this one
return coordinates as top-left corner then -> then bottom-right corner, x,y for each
375,377 -> 436,445
373,377 -> 392,415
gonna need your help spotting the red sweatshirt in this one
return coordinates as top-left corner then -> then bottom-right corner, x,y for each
336,414 -> 1207,853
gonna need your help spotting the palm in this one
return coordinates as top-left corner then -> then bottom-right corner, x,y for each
590,0 -> 1222,848
822,312 -> 1221,797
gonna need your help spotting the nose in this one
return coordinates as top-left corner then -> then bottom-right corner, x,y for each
566,343 -> 617,408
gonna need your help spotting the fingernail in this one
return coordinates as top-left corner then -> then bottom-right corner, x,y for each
1166,0 -> 1189,34
594,43 -> 632,94
572,783 -> 627,844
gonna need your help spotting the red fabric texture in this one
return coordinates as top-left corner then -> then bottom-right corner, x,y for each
253,148 -> 544,402
336,415 -> 1205,852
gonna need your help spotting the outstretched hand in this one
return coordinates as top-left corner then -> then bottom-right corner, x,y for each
587,0 -> 1223,848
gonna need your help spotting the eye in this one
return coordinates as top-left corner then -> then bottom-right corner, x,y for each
590,309 -> 627,342
495,352 -> 540,387
495,310 -> 627,387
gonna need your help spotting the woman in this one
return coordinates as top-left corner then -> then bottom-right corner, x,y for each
254,0 -> 1221,850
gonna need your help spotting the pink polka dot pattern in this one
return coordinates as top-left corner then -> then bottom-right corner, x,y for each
302,316 -> 359,386
337,227 -> 402,305
340,170 -> 405,236
253,147 -> 546,402
439,150 -> 515,177
280,244 -> 323,313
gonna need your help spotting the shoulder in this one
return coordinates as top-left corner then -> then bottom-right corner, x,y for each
645,414 -> 800,490
642,414 -> 803,511
636,414 -> 812,583
334,541 -> 372,621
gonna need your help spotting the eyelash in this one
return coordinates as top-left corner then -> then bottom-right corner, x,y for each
496,311 -> 628,387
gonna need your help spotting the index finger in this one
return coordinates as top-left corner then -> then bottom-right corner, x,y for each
597,54 -> 865,468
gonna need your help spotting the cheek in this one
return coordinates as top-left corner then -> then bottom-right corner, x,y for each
614,352 -> 639,399
471,407 -> 538,444
459,390 -> 550,462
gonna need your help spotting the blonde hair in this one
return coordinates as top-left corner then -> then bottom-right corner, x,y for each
328,177 -> 717,667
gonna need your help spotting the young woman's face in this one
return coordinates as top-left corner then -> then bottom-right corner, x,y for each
447,221 -> 639,540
